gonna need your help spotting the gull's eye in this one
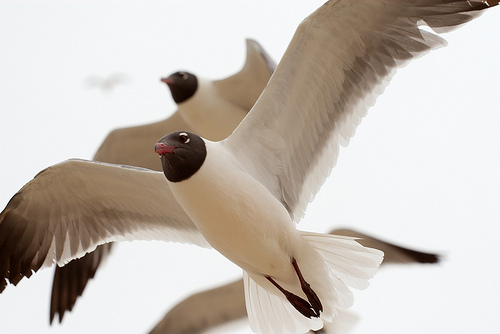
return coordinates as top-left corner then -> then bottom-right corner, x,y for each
179,132 -> 190,144
178,72 -> 188,80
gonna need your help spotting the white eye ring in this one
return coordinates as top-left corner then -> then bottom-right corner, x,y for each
179,132 -> 190,144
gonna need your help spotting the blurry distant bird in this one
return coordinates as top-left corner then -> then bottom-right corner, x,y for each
149,228 -> 439,334
49,38 -> 276,324
0,1 -> 497,333
83,72 -> 129,93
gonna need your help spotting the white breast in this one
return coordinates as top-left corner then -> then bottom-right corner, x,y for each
168,141 -> 297,280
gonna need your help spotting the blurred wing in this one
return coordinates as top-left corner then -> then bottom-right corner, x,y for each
213,38 -> 276,111
330,228 -> 439,264
225,0 -> 497,221
93,111 -> 195,171
0,159 -> 208,292
149,279 -> 246,334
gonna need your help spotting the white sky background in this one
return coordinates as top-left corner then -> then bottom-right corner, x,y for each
1,1 -> 499,333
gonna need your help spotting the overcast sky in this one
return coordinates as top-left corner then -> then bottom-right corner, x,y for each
1,1 -> 499,333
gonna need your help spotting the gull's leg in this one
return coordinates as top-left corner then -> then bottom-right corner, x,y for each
291,257 -> 323,314
265,275 -> 318,318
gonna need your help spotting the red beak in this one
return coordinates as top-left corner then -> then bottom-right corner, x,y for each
155,142 -> 175,155
160,77 -> 174,85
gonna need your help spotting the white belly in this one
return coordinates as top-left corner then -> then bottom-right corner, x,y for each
168,142 -> 297,280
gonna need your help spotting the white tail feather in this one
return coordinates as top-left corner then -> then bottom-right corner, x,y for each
243,231 -> 383,333
302,232 -> 384,290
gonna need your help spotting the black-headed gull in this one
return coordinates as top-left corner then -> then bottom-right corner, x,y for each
49,38 -> 276,324
160,39 -> 276,139
92,38 -> 275,170
0,1 -> 497,333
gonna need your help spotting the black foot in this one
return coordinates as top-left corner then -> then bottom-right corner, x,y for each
284,290 -> 318,318
265,275 -> 319,318
292,257 -> 323,314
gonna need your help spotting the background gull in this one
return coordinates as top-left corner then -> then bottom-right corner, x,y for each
49,38 -> 276,324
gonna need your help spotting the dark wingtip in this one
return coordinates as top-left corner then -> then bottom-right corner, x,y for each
330,228 -> 441,265
391,244 -> 440,264
49,243 -> 113,325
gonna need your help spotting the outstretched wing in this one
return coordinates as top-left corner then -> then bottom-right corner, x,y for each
0,159 -> 207,292
225,0 -> 497,221
93,112 -> 196,172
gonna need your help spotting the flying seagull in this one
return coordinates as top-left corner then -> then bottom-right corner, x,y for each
149,228 -> 439,334
49,38 -> 276,324
0,1 -> 497,333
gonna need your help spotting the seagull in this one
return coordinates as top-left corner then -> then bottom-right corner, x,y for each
154,129 -> 383,332
93,38 -> 276,170
159,39 -> 276,140
149,228 -> 439,334
49,38 -> 276,324
0,1 -> 497,333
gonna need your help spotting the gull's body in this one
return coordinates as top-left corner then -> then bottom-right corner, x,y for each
169,142 -> 296,271
167,140 -> 332,296
0,1 -> 498,333
155,131 -> 381,332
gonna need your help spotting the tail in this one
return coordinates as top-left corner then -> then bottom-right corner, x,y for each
243,231 -> 383,334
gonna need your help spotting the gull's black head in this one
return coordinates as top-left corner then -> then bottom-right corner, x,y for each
160,71 -> 198,104
155,131 -> 206,182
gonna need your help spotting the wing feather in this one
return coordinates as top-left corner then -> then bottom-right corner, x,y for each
0,159 -> 207,292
